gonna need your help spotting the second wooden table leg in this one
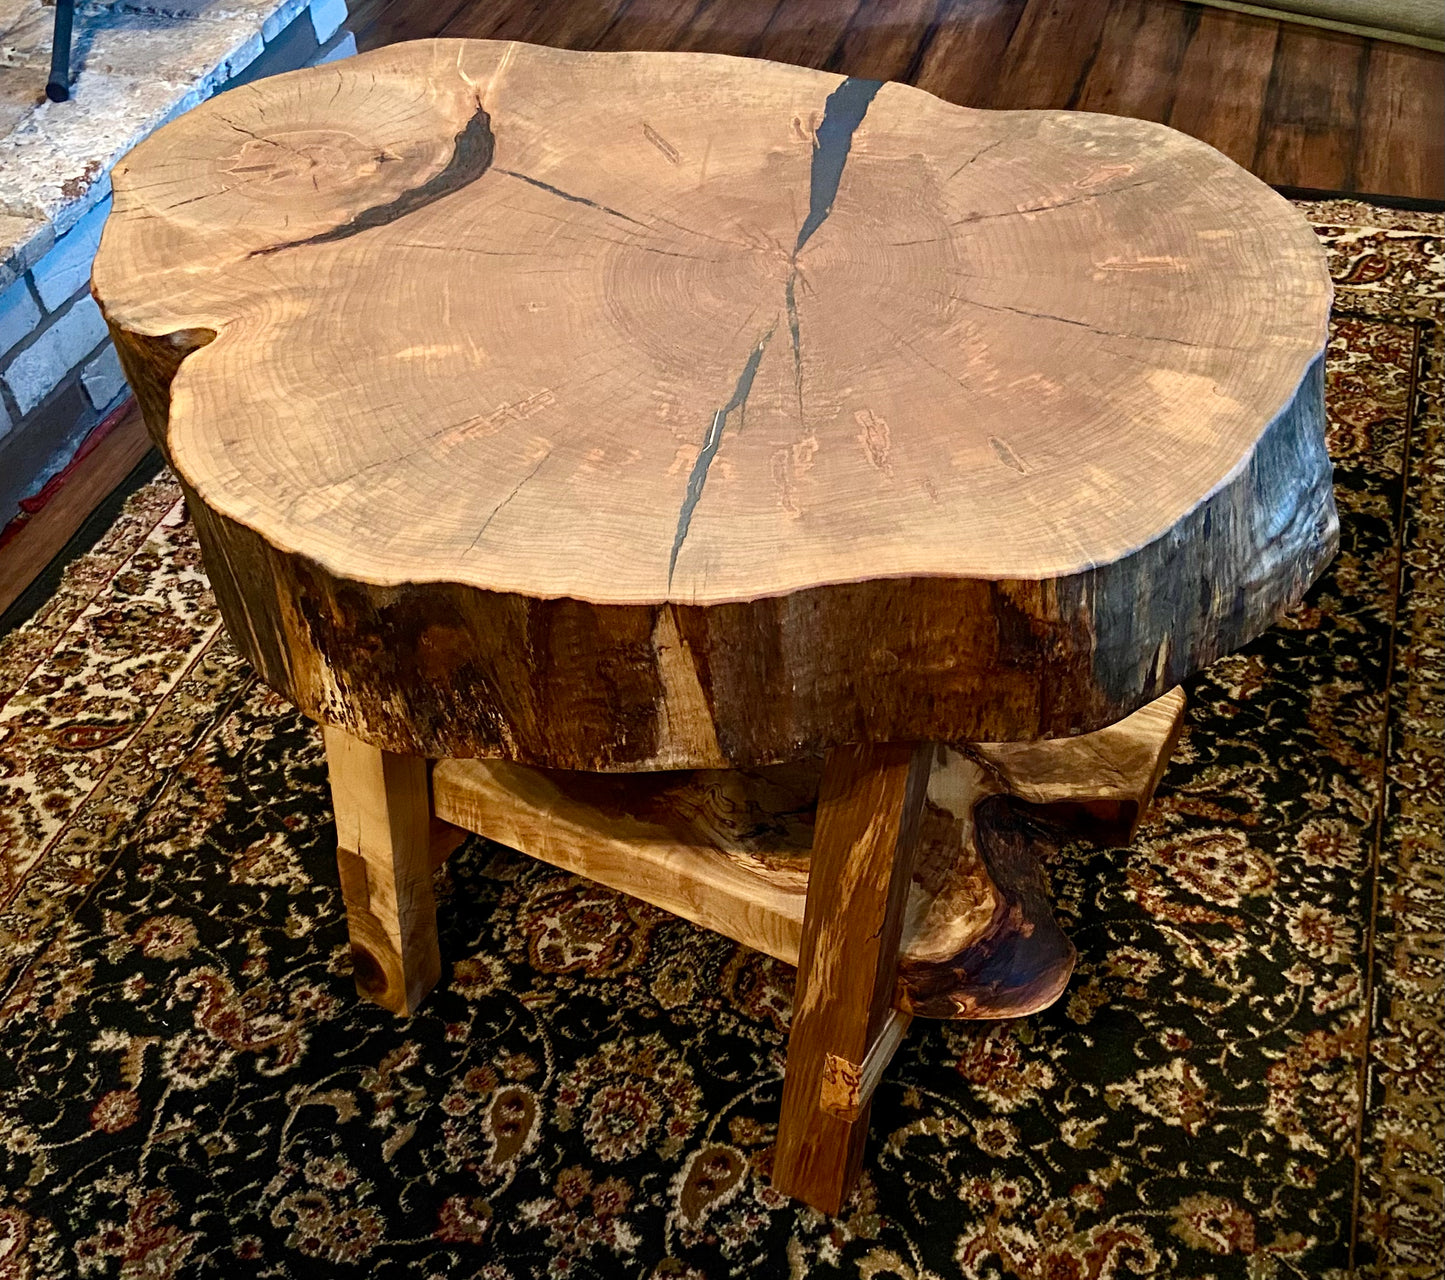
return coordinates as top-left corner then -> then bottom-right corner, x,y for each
773,741 -> 932,1212
323,726 -> 440,1016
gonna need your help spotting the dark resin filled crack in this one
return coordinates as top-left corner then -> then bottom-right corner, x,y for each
251,101 -> 496,257
793,77 -> 881,254
668,328 -> 776,587
669,77 -> 882,587
496,168 -> 647,228
782,77 -> 880,421
785,273 -> 804,414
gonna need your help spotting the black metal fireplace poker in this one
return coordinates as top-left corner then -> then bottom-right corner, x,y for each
47,0 -> 75,103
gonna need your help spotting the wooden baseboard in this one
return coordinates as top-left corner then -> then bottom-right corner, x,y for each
0,402 -> 155,617
1275,185 -> 1445,211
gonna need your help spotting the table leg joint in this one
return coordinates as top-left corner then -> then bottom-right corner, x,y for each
820,1009 -> 913,1123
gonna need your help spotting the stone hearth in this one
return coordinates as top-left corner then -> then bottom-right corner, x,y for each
0,0 -> 354,528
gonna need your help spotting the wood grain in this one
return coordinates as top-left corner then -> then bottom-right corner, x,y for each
747,0 -> 864,69
430,687 -> 1187,1020
323,727 -> 440,1015
992,0 -> 1114,108
827,0 -> 944,84
663,0 -> 789,58
357,0 -> 477,49
1073,0 -> 1198,120
590,0 -> 716,53
911,0 -> 1029,107
94,39 -> 1336,772
820,1009 -> 911,1122
772,740 -> 931,1214
432,754 -> 814,964
975,684 -> 1185,842
1254,24 -> 1368,191
477,0 -> 627,51
1169,5 -> 1281,172
0,402 -> 152,616
352,0 -> 1445,201
899,687 -> 1185,1017
1355,41 -> 1445,199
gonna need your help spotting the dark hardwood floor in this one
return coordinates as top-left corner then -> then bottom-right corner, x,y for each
349,0 -> 1445,201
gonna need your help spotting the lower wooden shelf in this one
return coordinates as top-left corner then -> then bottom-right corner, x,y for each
430,688 -> 1184,1021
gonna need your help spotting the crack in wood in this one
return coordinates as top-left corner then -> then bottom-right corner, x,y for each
954,294 -> 1232,348
779,78 -> 880,432
950,178 -> 1159,226
945,136 -> 1005,182
869,273 -> 1242,353
668,327 -> 777,588
660,74 -> 884,571
888,179 -> 1164,247
794,77 -> 882,254
785,273 -> 804,421
218,116 -> 314,164
467,450 -> 552,553
249,99 -> 496,257
496,168 -> 648,228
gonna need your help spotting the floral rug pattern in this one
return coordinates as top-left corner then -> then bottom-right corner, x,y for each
0,201 -> 1440,1279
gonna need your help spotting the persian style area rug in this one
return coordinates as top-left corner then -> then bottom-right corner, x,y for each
0,200 -> 1439,1280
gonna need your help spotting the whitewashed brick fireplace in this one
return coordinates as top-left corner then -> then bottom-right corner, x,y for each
0,0 -> 355,528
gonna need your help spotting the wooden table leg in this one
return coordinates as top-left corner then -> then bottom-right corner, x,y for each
323,726 -> 440,1015
772,741 -> 932,1213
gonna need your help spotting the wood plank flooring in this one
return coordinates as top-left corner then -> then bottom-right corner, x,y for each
348,0 -> 1445,200
0,403 -> 155,624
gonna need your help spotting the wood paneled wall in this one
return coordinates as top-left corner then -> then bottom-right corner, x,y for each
349,0 -> 1445,200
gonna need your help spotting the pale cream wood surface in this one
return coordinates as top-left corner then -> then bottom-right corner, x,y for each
96,39 -> 1331,601
323,726 -> 440,1015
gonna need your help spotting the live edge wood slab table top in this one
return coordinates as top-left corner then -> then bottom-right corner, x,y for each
91,38 -> 1337,1214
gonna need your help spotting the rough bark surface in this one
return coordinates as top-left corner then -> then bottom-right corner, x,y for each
93,39 -> 1335,769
